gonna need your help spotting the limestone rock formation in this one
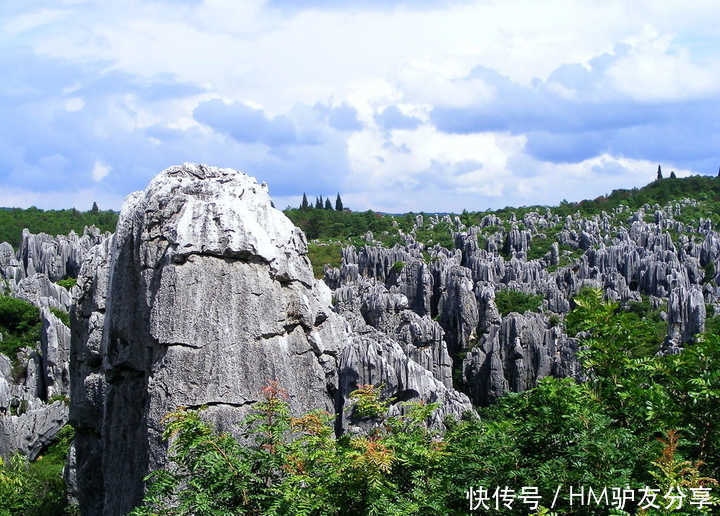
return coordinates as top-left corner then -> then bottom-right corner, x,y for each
18,227 -> 105,282
69,164 -> 472,515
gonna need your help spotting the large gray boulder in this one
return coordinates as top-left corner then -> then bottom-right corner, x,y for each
70,164 -> 471,515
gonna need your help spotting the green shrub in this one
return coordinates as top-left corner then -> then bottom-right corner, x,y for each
494,289 -> 543,316
55,278 -> 77,290
704,261 -> 716,284
348,384 -> 391,419
49,308 -> 70,328
390,261 -> 405,274
47,394 -> 70,406
306,243 -> 343,279
0,425 -> 75,515
0,295 -> 42,364
9,399 -> 29,417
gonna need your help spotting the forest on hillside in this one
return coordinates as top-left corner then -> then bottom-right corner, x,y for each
0,206 -> 118,249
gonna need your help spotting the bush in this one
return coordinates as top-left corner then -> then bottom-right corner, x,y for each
494,289 -> 543,316
49,308 -> 70,328
390,261 -> 405,274
55,278 -> 77,290
0,425 -> 75,515
306,243 -> 342,279
0,295 -> 42,364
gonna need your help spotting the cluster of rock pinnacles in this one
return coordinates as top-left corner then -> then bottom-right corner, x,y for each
0,164 -> 714,514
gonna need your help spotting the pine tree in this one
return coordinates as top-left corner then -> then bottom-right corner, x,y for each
324,198 -> 333,210
91,201 -> 99,213
670,171 -> 677,179
300,193 -> 309,210
657,165 -> 663,180
335,193 -> 343,212
315,196 -> 323,209
717,167 -> 720,178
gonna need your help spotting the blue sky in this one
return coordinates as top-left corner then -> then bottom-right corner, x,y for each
1,1 -> 719,212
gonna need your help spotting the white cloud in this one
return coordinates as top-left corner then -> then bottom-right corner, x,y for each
64,97 -> 85,112
4,0 -> 720,211
2,8 -> 68,36
608,32 -> 720,100
91,160 -> 110,181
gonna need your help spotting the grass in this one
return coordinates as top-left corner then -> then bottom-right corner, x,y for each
307,243 -> 343,279
494,289 -> 543,316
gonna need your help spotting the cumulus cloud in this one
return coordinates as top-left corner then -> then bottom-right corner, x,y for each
431,49 -> 720,173
2,0 -> 720,211
91,160 -> 110,181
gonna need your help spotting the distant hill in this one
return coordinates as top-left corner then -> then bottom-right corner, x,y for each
0,207 -> 118,249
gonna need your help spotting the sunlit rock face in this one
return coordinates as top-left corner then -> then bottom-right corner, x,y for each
70,163 -> 472,515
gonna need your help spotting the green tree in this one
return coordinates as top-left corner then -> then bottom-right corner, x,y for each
300,193 -> 309,210
324,198 -> 333,210
0,295 -> 42,365
657,164 -> 663,180
335,193 -> 343,211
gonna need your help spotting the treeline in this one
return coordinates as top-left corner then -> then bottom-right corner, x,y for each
285,207 -> 400,242
552,172 -> 720,219
299,193 -> 344,211
0,205 -> 118,249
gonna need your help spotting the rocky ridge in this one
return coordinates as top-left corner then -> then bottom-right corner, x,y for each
324,198 -> 714,406
0,230 -> 105,460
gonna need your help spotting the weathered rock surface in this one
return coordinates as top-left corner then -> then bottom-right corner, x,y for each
18,226 -> 105,282
1,305 -> 72,461
69,164 -> 472,515
0,401 -> 68,460
325,198 -> 716,406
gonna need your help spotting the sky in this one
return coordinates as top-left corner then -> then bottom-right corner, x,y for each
1,0 -> 719,213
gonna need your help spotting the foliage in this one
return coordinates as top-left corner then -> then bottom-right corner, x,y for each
306,243 -> 342,279
0,295 -> 42,365
48,394 -> 70,406
390,261 -> 405,274
494,289 -> 543,316
0,425 -> 76,516
285,208 -> 398,243
50,308 -> 70,328
55,278 -> 77,290
704,261 -> 716,284
569,288 -> 720,480
348,384 -> 391,419
440,378 -> 653,515
0,206 -> 117,249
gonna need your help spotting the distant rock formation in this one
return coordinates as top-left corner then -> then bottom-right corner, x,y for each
0,308 -> 71,460
326,198 -> 716,406
19,227 -> 105,282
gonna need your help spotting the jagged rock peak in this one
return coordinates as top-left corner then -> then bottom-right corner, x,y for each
70,163 -> 472,515
131,163 -> 314,286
